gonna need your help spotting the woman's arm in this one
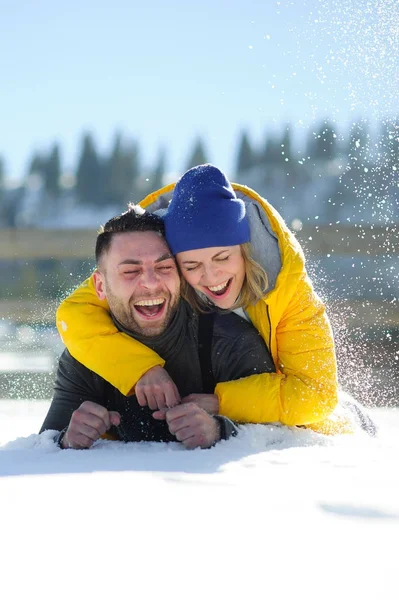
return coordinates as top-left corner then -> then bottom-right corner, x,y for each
56,274 -> 165,396
214,275 -> 339,427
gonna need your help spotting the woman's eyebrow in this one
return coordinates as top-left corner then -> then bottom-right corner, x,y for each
181,250 -> 231,264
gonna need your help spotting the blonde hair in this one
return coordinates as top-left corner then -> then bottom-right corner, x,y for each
180,242 -> 269,312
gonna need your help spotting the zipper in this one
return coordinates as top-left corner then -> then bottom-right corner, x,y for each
266,304 -> 272,351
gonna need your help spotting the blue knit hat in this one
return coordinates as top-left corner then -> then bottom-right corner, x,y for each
164,164 -> 250,255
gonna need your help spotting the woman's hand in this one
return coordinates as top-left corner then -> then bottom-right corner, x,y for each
181,393 -> 219,415
135,366 -> 181,410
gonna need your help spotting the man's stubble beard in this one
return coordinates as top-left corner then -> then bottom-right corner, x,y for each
105,285 -> 180,337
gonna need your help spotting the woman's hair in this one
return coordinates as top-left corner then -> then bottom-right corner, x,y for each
180,242 -> 269,312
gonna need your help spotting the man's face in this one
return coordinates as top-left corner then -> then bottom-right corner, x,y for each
94,231 -> 181,337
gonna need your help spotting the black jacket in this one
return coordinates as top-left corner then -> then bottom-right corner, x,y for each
40,301 -> 275,444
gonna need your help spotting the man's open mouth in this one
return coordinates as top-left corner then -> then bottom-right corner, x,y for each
133,298 -> 166,319
205,278 -> 232,298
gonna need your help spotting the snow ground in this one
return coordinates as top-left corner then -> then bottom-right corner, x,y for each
1,396 -> 398,600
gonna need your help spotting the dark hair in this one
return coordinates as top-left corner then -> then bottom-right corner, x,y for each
95,205 -> 165,265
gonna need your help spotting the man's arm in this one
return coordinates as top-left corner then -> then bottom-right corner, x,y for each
216,278 -> 338,426
39,350 -> 119,448
39,349 -> 103,433
183,313 -> 275,422
171,314 -> 273,439
212,312 -> 275,385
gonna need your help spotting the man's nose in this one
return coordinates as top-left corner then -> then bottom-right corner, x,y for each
140,268 -> 160,288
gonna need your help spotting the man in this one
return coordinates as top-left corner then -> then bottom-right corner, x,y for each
40,207 -> 275,449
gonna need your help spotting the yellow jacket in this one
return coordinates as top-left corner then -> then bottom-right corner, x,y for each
57,182 -> 347,433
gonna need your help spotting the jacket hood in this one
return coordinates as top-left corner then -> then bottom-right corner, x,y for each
139,182 -> 305,298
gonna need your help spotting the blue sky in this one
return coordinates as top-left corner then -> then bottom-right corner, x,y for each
1,0 -> 397,180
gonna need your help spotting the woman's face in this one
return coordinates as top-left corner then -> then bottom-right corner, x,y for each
176,245 -> 246,309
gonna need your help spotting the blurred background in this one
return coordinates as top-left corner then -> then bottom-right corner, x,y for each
0,0 -> 398,404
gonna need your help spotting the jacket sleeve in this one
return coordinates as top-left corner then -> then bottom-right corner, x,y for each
212,319 -> 275,384
215,275 -> 339,427
56,275 -> 165,396
39,349 -> 107,434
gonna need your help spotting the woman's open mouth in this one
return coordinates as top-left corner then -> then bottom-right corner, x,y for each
133,298 -> 166,320
204,278 -> 232,299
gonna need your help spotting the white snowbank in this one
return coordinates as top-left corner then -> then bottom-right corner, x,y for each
1,397 -> 398,600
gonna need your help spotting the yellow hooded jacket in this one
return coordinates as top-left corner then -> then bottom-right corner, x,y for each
56,182 -> 347,434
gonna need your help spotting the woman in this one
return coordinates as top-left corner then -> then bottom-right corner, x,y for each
57,164 -> 357,435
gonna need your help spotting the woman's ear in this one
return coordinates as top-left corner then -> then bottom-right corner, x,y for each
93,271 -> 106,300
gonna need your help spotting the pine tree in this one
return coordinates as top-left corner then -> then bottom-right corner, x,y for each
185,138 -> 208,171
378,119 -> 399,170
312,121 -> 338,161
123,140 -> 141,204
235,131 -> 255,175
76,133 -> 103,205
347,120 -> 370,167
280,126 -> 293,164
0,158 -> 12,227
28,153 -> 46,177
149,148 -> 167,192
104,133 -> 131,206
44,143 -> 61,198
392,118 -> 399,172
261,133 -> 282,166
0,157 -> 4,214
262,126 -> 293,168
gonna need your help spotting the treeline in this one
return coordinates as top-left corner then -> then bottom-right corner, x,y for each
0,132 -> 209,210
236,118 -> 399,174
0,118 -> 398,227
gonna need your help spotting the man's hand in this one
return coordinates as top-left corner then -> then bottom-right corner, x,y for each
135,366 -> 181,411
181,393 -> 219,415
62,401 -> 121,449
154,403 -> 221,449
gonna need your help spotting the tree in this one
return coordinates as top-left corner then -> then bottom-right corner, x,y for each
0,158 -> 15,227
311,121 -> 339,161
378,119 -> 399,170
104,133 -> 135,207
76,133 -> 103,206
235,131 -> 256,175
149,147 -> 167,192
392,118 -> 399,168
261,125 -> 293,168
123,140 -> 141,204
27,152 -> 46,177
261,133 -> 282,167
44,143 -> 61,198
185,138 -> 208,171
347,120 -> 370,168
280,126 -> 293,164
105,132 -> 122,205
0,157 -> 4,214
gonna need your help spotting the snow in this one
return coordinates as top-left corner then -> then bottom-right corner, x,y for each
0,352 -> 53,373
1,395 -> 398,600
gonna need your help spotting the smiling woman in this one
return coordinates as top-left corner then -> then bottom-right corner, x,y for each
177,245 -> 246,310
178,243 -> 268,312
